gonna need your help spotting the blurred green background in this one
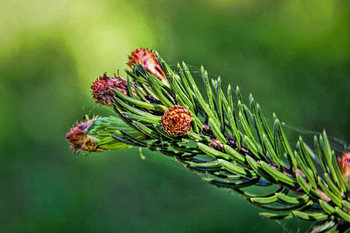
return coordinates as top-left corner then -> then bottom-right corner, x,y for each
1,0 -> 349,232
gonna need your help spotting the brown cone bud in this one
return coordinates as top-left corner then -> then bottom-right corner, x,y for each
66,116 -> 102,153
161,105 -> 192,137
91,73 -> 128,107
127,48 -> 166,81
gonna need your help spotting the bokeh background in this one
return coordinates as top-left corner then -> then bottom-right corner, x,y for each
1,0 -> 350,232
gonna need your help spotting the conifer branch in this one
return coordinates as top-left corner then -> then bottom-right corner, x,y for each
66,48 -> 350,232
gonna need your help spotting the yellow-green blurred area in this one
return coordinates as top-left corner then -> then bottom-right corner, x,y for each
1,0 -> 349,232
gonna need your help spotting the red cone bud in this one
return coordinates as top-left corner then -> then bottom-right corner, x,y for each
91,73 -> 128,107
127,48 -> 166,81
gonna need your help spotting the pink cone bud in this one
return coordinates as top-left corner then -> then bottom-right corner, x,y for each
339,152 -> 350,185
66,117 -> 102,153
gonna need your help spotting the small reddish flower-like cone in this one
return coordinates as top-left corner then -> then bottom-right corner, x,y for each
127,48 -> 166,81
91,73 -> 128,107
161,105 -> 192,137
338,152 -> 350,188
66,117 -> 102,154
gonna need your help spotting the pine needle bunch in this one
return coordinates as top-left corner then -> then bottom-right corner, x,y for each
66,48 -> 350,232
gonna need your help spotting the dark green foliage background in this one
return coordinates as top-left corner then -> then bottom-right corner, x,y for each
1,0 -> 349,232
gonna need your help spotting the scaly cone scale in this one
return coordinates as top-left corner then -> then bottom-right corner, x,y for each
66,48 -> 350,232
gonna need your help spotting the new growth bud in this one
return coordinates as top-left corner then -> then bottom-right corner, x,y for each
127,48 -> 166,81
161,105 -> 192,137
66,116 -> 146,154
66,116 -> 102,154
338,152 -> 350,188
91,73 -> 128,107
